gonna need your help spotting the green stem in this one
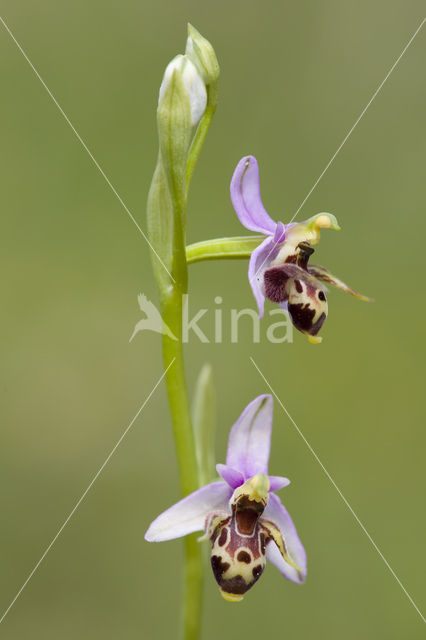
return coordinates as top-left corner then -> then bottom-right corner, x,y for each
150,76 -> 220,640
161,286 -> 203,640
186,235 -> 264,264
158,183 -> 203,638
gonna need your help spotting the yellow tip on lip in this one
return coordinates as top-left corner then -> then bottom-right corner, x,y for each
306,212 -> 341,235
307,334 -> 322,344
220,590 -> 244,603
314,213 -> 341,231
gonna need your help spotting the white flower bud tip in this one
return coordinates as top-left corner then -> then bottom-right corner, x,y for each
159,54 -> 207,127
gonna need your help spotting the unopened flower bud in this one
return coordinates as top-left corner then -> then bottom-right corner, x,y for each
185,24 -> 220,85
159,54 -> 207,127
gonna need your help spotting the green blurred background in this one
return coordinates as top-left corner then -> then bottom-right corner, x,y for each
0,1 -> 425,638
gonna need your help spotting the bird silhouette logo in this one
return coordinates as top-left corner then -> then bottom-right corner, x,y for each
129,294 -> 177,342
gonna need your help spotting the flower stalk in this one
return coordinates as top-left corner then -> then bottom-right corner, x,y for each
186,236 -> 264,264
157,120 -> 202,635
146,24 -> 219,640
161,289 -> 203,640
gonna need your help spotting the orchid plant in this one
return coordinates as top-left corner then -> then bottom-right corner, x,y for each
143,23 -> 371,640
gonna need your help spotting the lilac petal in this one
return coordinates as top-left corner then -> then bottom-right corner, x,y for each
230,155 -> 277,235
267,541 -> 304,583
274,221 -> 286,243
144,481 -> 231,542
248,236 -> 279,318
269,476 -> 291,491
264,493 -> 307,583
216,464 -> 245,489
226,394 -> 273,478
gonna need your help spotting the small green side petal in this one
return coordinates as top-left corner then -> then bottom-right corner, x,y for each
308,264 -> 374,302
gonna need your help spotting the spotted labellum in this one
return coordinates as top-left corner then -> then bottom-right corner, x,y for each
230,155 -> 372,343
145,394 -> 306,602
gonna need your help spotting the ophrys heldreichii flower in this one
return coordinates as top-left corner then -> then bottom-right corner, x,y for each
145,395 -> 306,601
230,155 -> 372,343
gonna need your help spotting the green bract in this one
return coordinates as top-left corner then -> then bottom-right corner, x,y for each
191,364 -> 216,487
186,23 -> 220,85
157,69 -> 192,219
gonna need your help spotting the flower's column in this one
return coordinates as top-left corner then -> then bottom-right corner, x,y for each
146,25 -> 219,640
